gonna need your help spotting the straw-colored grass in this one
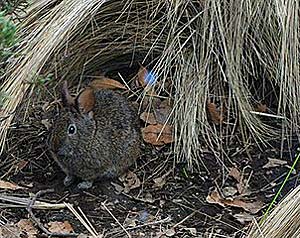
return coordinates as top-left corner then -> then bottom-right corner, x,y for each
248,185 -> 300,238
0,0 -> 300,169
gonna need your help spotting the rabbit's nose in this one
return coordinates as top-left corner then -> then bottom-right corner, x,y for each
57,146 -> 67,157
57,148 -> 65,157
57,146 -> 73,157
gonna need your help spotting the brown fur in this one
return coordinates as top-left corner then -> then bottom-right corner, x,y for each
49,81 -> 141,187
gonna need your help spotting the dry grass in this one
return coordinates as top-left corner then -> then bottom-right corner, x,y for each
248,185 -> 300,238
0,0 -> 299,170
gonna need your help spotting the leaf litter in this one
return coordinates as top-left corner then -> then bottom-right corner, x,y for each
3,53 -> 296,238
89,77 -> 127,90
142,124 -> 174,146
140,112 -> 157,125
116,171 -> 141,193
0,219 -> 38,238
206,190 -> 264,214
47,221 -> 74,233
263,158 -> 288,169
207,102 -> 224,125
137,65 -> 157,87
0,180 -> 26,190
153,170 -> 172,189
154,100 -> 173,125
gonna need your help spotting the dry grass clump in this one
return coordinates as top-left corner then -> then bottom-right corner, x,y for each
248,185 -> 300,238
173,0 -> 300,168
0,0 -> 29,17
0,0 -> 300,169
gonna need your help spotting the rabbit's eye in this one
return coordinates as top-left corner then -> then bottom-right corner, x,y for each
67,124 -> 77,135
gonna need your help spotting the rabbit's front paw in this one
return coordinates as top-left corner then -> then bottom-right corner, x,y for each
64,175 -> 75,187
77,181 -> 93,190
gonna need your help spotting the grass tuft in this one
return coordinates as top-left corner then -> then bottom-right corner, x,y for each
0,0 -> 299,170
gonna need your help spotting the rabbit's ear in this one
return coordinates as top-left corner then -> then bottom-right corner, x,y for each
61,81 -> 75,107
76,87 -> 96,115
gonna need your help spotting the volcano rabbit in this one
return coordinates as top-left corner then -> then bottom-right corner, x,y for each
49,81 -> 141,189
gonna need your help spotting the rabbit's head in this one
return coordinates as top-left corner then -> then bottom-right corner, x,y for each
51,82 -> 97,158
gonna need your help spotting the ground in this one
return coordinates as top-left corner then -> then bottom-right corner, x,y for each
0,132 -> 299,237
0,72 -> 298,238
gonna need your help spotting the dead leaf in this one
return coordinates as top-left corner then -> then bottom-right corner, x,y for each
16,159 -> 28,171
154,100 -> 173,125
141,96 -> 161,111
153,170 -> 172,189
227,199 -> 264,214
137,66 -> 148,87
140,112 -> 157,124
255,103 -> 267,113
48,221 -> 74,234
142,124 -> 174,146
153,177 -> 166,189
0,220 -> 38,238
233,213 -> 255,224
0,224 -> 21,238
89,77 -> 126,90
228,167 -> 241,182
263,158 -> 288,169
237,178 -> 249,195
207,102 -> 223,125
0,180 -> 26,190
206,190 -> 223,204
111,182 -> 124,194
119,171 -> 141,193
228,168 -> 248,194
137,65 -> 157,87
206,190 -> 263,214
17,219 -> 38,238
124,217 -> 137,227
165,228 -> 176,237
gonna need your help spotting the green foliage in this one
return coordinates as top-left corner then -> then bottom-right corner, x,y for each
27,73 -> 53,98
0,0 -> 29,15
262,149 -> 300,223
31,74 -> 53,86
0,91 -> 10,108
0,10 -> 17,76
0,11 -> 17,50
1,2 -> 14,13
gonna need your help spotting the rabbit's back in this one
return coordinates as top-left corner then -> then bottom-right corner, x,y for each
92,90 -> 141,174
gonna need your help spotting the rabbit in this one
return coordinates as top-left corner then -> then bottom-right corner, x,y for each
49,81 -> 141,189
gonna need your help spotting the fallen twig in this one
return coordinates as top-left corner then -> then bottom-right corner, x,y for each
101,201 -> 131,238
26,189 -> 79,237
0,194 -> 66,209
65,202 -> 99,237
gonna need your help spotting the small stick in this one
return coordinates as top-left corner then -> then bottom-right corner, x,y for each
26,189 -> 79,237
65,203 -> 98,237
101,201 -> 131,238
77,206 -> 98,236
172,211 -> 195,228
110,216 -> 172,234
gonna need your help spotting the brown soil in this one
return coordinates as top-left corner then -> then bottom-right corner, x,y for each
1,134 -> 299,237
